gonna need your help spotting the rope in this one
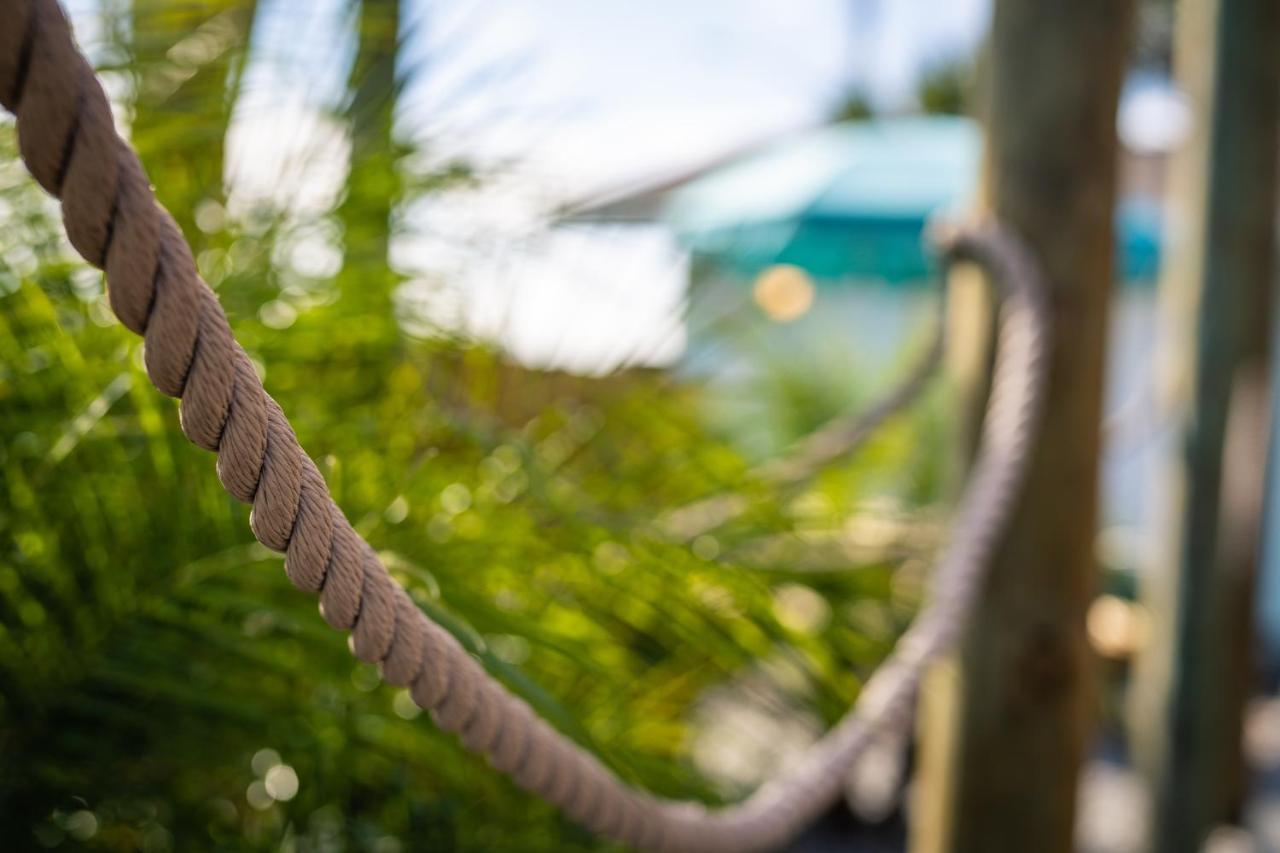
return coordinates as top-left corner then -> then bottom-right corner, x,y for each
660,296 -> 945,542
759,296 -> 946,487
0,2 -> 1052,849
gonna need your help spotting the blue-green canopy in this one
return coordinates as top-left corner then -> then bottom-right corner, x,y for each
663,116 -> 1160,284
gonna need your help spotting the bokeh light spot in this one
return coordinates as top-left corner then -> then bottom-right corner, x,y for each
440,483 -> 472,515
772,583 -> 830,635
753,264 -> 815,322
251,748 -> 281,776
246,780 -> 273,811
65,810 -> 98,841
264,764 -> 299,802
393,689 -> 422,720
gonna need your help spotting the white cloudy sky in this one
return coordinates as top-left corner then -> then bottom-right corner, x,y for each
223,0 -> 989,199
66,0 -> 991,215
67,0 -> 992,374
412,0 -> 989,197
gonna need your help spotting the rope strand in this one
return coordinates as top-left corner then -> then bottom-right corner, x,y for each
0,2 -> 1051,849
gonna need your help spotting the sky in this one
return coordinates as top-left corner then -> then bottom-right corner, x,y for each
399,0 -> 991,198
391,0 -> 988,373
74,0 -> 995,222
67,0 -> 994,375
217,0 -> 991,203
239,0 -> 989,374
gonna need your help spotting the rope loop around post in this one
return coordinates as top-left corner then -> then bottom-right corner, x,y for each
0,1 -> 1052,848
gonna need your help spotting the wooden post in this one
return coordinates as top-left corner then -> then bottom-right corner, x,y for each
911,3 -> 1132,852
1128,0 -> 1280,848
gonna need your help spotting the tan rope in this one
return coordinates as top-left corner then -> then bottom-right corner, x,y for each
759,298 -> 946,487
0,2 -> 1051,849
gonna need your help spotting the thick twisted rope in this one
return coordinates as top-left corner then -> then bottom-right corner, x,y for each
0,2 -> 1051,849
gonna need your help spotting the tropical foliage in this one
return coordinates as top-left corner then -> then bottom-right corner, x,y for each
0,1 -> 947,849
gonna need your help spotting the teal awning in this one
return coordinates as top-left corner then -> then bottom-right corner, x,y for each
664,116 -> 1160,284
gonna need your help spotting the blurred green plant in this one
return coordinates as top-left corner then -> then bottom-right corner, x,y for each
0,1 -> 948,850
916,59 -> 974,117
831,89 -> 875,123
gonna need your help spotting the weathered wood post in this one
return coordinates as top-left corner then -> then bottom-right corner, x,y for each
911,2 -> 1132,852
1128,0 -> 1280,848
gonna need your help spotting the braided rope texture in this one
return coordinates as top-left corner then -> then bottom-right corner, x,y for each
0,1 -> 1051,849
